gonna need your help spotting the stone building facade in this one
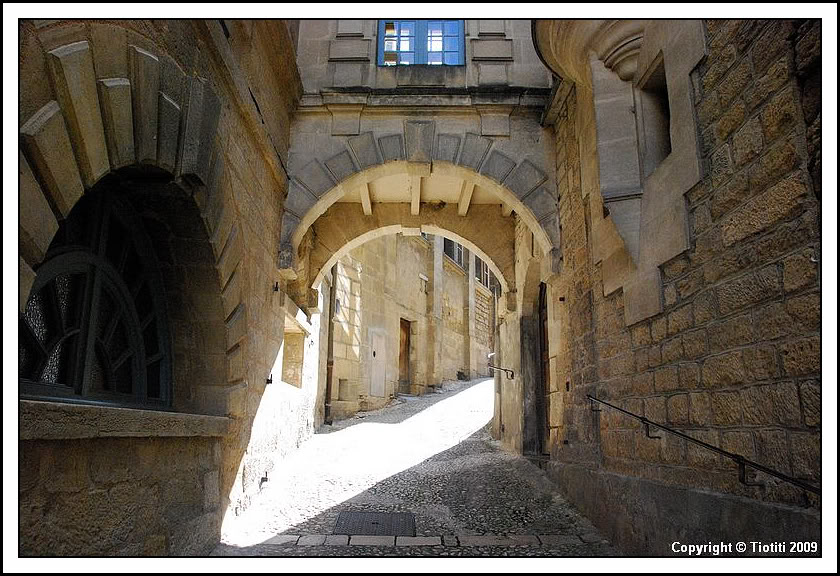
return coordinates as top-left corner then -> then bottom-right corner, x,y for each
16,18 -> 821,556
532,18 -> 822,553
18,19 -> 312,554
326,233 -> 496,420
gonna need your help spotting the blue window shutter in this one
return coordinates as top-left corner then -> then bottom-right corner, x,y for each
416,20 -> 428,65
377,20 -> 386,65
377,19 -> 464,66
457,20 -> 465,65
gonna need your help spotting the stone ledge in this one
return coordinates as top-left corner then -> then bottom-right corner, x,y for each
299,90 -> 550,111
19,399 -> 232,440
443,253 -> 469,276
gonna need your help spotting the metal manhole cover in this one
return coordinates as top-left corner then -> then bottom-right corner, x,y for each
333,511 -> 416,536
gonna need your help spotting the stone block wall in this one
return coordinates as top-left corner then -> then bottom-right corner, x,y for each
281,332 -> 306,388
17,402 -> 234,558
331,248 -> 370,417
441,256 -> 469,380
468,283 -> 495,378
474,286 -> 493,349
17,19 -> 314,554
20,434 -> 223,556
542,19 -> 822,554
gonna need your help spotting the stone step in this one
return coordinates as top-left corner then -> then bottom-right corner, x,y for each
262,533 -> 600,547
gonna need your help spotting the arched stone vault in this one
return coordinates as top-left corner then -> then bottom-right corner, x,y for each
308,203 -> 515,295
19,38 -> 224,306
278,123 -> 564,283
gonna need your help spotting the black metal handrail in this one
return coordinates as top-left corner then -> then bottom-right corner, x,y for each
586,395 -> 821,495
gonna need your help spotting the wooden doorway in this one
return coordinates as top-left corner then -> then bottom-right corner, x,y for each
399,318 -> 411,394
538,283 -> 550,455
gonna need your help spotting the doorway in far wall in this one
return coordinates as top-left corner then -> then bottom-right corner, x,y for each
399,318 -> 411,394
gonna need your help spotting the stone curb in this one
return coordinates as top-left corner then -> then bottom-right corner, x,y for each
264,534 -> 600,547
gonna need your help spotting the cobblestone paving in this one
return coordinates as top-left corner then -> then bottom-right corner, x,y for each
214,379 -> 615,557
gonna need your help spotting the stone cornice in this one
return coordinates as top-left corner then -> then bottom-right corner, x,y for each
299,88 -> 550,112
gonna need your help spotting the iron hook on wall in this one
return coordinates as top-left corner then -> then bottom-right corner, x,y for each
487,365 -> 515,380
487,353 -> 514,379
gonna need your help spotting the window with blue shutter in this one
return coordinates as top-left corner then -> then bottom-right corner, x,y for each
377,20 -> 465,66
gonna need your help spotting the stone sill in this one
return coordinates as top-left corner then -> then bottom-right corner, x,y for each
408,234 -> 433,248
475,281 -> 494,298
19,399 -> 232,441
443,254 -> 468,276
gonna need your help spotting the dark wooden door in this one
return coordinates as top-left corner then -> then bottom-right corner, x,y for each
538,283 -> 550,454
399,318 -> 410,392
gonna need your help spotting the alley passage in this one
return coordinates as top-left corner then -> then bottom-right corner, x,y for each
215,379 -> 615,556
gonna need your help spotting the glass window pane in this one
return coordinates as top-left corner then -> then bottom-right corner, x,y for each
428,52 -> 442,65
400,52 -> 414,65
400,38 -> 413,52
444,51 -> 460,65
384,39 -> 397,51
428,38 -> 442,52
400,21 -> 414,36
444,21 -> 460,36
444,37 -> 459,51
428,21 -> 442,36
385,22 -> 396,36
384,52 -> 397,65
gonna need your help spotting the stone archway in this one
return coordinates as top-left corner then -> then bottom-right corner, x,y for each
19,37 -> 227,313
16,31 -> 249,410
308,203 -> 515,295
278,127 -> 565,285
281,161 -> 566,314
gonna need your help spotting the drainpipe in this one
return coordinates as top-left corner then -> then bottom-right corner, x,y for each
324,263 -> 338,425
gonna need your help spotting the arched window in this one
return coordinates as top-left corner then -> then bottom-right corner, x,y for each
378,20 -> 465,66
19,186 -> 172,408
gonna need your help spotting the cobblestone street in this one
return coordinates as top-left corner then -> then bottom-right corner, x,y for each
214,379 -> 615,557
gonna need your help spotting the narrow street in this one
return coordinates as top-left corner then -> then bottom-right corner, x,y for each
214,379 -> 615,557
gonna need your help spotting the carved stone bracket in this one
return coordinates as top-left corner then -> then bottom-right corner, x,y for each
532,20 -> 650,87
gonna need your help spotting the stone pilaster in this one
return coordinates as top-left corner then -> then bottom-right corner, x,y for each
467,249 -> 477,377
427,235 -> 444,387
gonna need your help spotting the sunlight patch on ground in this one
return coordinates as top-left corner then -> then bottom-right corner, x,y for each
221,379 -> 494,546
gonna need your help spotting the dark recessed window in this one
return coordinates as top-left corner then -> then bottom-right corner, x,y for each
443,238 -> 464,267
19,188 -> 172,409
475,255 -> 490,289
638,53 -> 672,178
378,20 -> 464,66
